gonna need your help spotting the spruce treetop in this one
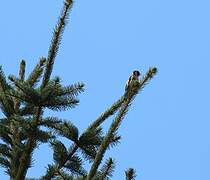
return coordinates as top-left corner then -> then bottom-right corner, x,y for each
0,1 -> 157,179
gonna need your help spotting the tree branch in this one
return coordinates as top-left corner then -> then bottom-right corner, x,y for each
125,168 -> 136,180
41,0 -> 73,89
15,1 -> 73,179
86,67 -> 157,180
15,107 -> 42,180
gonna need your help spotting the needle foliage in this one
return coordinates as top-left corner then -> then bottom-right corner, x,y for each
0,1 -> 157,179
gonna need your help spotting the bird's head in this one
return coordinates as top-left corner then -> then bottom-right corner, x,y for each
133,70 -> 140,77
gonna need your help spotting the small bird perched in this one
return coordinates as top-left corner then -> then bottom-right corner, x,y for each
125,70 -> 141,91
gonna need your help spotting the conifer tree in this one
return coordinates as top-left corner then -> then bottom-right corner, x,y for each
0,1 -> 157,179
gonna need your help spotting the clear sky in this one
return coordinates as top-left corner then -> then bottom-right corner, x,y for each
0,0 -> 210,179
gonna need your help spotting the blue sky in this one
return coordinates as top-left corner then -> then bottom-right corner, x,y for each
0,0 -> 210,179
